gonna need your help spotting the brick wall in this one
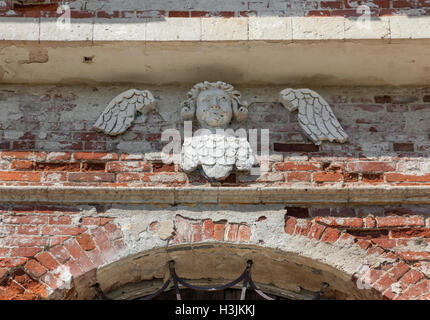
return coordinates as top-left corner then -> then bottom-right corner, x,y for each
0,85 -> 429,187
1,0 -> 430,18
0,204 -> 429,299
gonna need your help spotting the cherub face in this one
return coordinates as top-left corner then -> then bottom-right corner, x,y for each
196,88 -> 233,128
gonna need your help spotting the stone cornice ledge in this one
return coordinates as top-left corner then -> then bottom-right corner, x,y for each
0,186 -> 429,206
1,16 -> 430,41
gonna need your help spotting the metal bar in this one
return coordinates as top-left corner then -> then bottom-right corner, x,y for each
248,277 -> 275,300
170,261 -> 182,300
137,279 -> 171,300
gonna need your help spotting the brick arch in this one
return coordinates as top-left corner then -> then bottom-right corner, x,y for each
0,206 -> 429,300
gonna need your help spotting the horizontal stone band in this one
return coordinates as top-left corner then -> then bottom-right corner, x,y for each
1,16 -> 430,42
1,185 -> 430,206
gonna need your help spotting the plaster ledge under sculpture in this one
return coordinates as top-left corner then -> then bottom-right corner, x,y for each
93,82 -> 348,181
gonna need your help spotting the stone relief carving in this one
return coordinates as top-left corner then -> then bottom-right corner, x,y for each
93,83 -> 348,181
93,89 -> 156,136
279,88 -> 348,145
180,81 -> 255,181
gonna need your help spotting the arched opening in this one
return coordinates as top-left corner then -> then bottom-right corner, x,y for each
65,243 -> 380,300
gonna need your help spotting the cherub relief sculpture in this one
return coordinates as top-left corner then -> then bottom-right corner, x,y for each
179,81 -> 255,181
94,82 -> 348,181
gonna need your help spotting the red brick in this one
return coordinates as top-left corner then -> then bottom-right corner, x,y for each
0,278 -> 25,300
36,162 -> 80,172
73,152 -> 118,161
386,173 -> 430,183
320,1 -> 343,9
48,216 -> 72,225
238,225 -> 251,242
214,223 -> 225,241
103,222 -> 122,241
81,162 -> 105,172
371,238 -> 396,249
16,225 -> 39,235
25,260 -> 47,278
401,269 -> 424,285
321,228 -> 340,243
399,280 -> 430,299
42,172 -> 68,182
274,162 -> 321,171
10,160 -> 34,170
42,226 -> 87,236
0,257 -> 28,268
315,217 -> 363,228
68,172 -> 115,182
398,251 -> 430,262
3,215 -> 48,224
63,239 -> 95,272
191,11 -> 210,17
46,152 -> 71,161
295,220 -> 312,236
191,224 -> 202,242
203,219 -> 214,240
117,173 -> 141,182
35,205 -> 80,214
308,223 -> 325,240
373,272 -> 397,293
312,172 -> 343,183
119,153 -> 145,161
0,247 -> 9,257
0,268 -> 7,280
11,247 -> 42,257
284,217 -> 297,235
49,246 -> 70,264
377,216 -> 425,227
49,236 -> 69,247
362,173 -> 384,184
168,10 -> 189,17
364,216 -> 377,228
1,152 -> 46,161
106,161 -> 150,172
4,236 -> 48,247
91,227 -> 112,252
226,223 -> 239,241
0,172 -> 41,182
347,161 -> 395,172
391,228 -> 430,238
11,205 -> 34,213
76,233 -> 96,251
286,172 -> 311,182
152,163 -> 175,172
286,207 -> 309,218
64,259 -> 84,278
80,217 -> 113,226
84,247 -> 105,267
35,252 -> 60,271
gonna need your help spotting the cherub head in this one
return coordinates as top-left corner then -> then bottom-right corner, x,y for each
181,81 -> 248,129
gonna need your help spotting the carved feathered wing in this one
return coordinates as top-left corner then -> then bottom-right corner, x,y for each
93,89 -> 156,136
279,88 -> 348,145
